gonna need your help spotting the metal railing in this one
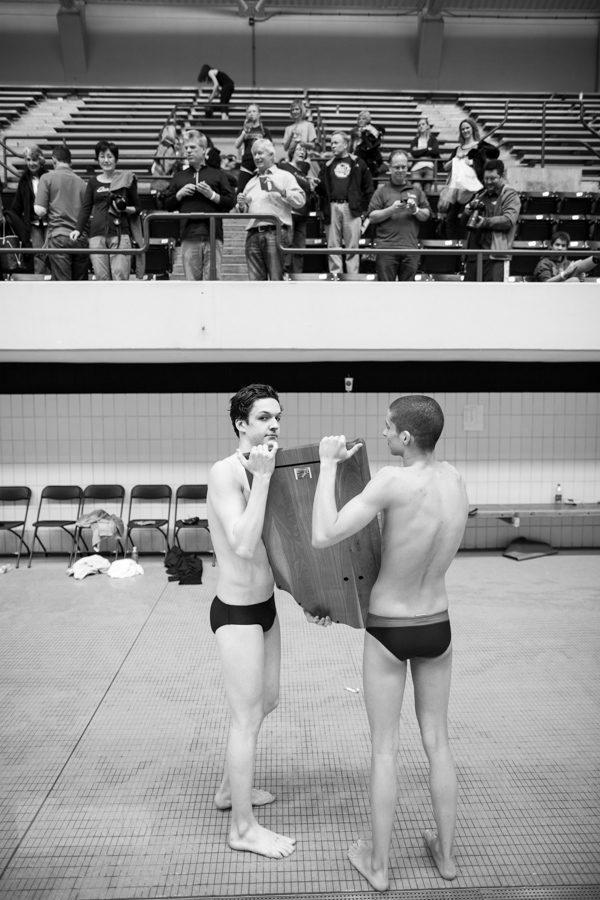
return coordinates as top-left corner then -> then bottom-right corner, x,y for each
2,212 -> 598,283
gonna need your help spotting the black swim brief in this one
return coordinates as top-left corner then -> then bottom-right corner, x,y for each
365,609 -> 451,662
210,594 -> 276,634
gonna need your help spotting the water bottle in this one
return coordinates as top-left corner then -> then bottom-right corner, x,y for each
554,483 -> 562,504
132,546 -> 139,563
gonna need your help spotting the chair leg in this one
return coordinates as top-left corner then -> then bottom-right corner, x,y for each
28,529 -> 47,567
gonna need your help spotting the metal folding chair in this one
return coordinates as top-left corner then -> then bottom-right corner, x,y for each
73,484 -> 126,563
0,486 -> 32,568
126,484 -> 172,555
27,485 -> 83,567
173,484 -> 215,566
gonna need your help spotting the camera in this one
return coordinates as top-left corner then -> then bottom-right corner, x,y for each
108,191 -> 127,214
466,199 -> 485,231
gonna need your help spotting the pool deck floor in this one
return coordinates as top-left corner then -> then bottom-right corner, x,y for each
0,550 -> 599,900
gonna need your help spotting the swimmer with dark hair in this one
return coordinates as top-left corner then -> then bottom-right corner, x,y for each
312,395 -> 469,890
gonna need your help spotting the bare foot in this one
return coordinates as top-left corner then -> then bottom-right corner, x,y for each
229,822 -> 296,859
422,829 -> 456,881
214,788 -> 275,810
347,839 -> 389,892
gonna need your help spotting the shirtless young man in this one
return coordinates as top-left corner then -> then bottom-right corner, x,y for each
207,383 -> 296,859
312,395 -> 469,890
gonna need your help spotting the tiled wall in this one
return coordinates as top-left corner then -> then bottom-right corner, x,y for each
1,391 -> 599,553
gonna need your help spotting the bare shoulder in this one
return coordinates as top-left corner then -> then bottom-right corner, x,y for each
208,454 -> 239,489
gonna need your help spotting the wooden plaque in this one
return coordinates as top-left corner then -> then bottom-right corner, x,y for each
252,441 -> 381,629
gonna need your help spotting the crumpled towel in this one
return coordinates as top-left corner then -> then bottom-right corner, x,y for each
75,509 -> 124,551
67,555 -> 111,580
107,558 -> 144,579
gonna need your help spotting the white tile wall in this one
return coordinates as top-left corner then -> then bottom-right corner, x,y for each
1,391 -> 599,553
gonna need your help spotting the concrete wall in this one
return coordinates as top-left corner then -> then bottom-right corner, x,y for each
0,4 -> 597,91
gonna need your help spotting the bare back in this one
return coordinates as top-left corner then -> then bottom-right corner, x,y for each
370,460 -> 468,617
207,454 -> 275,605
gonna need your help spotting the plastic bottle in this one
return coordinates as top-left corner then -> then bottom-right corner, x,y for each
132,546 -> 139,563
554,483 -> 563,504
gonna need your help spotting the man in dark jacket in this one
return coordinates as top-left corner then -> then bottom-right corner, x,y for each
165,130 -> 235,280
317,132 -> 373,276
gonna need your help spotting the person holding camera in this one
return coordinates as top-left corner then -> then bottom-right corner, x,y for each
165,130 -> 235,281
71,141 -> 140,281
236,139 -> 305,281
462,159 -> 520,282
368,150 -> 431,282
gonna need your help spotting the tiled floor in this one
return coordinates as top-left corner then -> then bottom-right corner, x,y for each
0,550 -> 599,899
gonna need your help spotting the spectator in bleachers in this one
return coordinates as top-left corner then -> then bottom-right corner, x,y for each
316,131 -> 373,276
71,141 -> 141,282
409,118 -> 440,194
11,145 -> 49,275
278,142 -> 313,275
534,231 -> 595,282
236,139 -> 305,281
34,145 -> 89,282
282,100 -> 318,158
463,159 -> 520,282
350,110 -> 385,180
442,118 -> 498,240
197,64 -> 235,120
235,104 -> 274,194
165,130 -> 235,281
221,154 -> 240,194
368,150 -> 431,282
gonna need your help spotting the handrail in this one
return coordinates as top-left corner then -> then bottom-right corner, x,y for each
2,211 -> 597,283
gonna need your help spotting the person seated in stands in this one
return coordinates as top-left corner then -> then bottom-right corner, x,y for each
236,138 -> 305,281
34,145 -> 89,282
71,140 -> 141,282
165,130 -> 235,281
277,142 -> 313,275
315,131 -> 373,277
462,159 -> 520,283
442,118 -> 498,240
235,104 -> 274,194
368,150 -> 431,282
533,231 -> 595,282
197,64 -> 235,120
282,99 -> 318,158
409,118 -> 440,194
350,110 -> 385,180
11,145 -> 50,275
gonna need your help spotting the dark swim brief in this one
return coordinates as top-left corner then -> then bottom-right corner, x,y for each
365,609 -> 451,662
210,594 -> 276,634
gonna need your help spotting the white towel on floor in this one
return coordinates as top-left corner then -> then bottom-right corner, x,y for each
107,559 -> 144,578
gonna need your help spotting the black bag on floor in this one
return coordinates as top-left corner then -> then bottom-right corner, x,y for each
164,546 -> 203,585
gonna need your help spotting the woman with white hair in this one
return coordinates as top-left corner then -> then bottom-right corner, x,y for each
11,145 -> 50,274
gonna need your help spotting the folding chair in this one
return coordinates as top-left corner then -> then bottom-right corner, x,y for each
557,192 -> 594,216
126,484 -> 172,555
73,484 -> 126,564
517,216 -> 555,242
510,241 -> 547,278
28,485 -> 83,567
174,485 -> 215,566
419,240 -> 463,277
521,192 -> 559,215
0,486 -> 31,568
554,216 -> 590,243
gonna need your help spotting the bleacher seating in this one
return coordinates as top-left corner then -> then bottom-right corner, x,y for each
456,92 -> 600,182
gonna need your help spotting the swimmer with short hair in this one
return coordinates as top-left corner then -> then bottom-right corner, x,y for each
312,395 -> 469,889
207,383 -> 328,860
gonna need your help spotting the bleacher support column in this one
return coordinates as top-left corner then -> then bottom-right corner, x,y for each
57,0 -> 88,80
417,12 -> 444,89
